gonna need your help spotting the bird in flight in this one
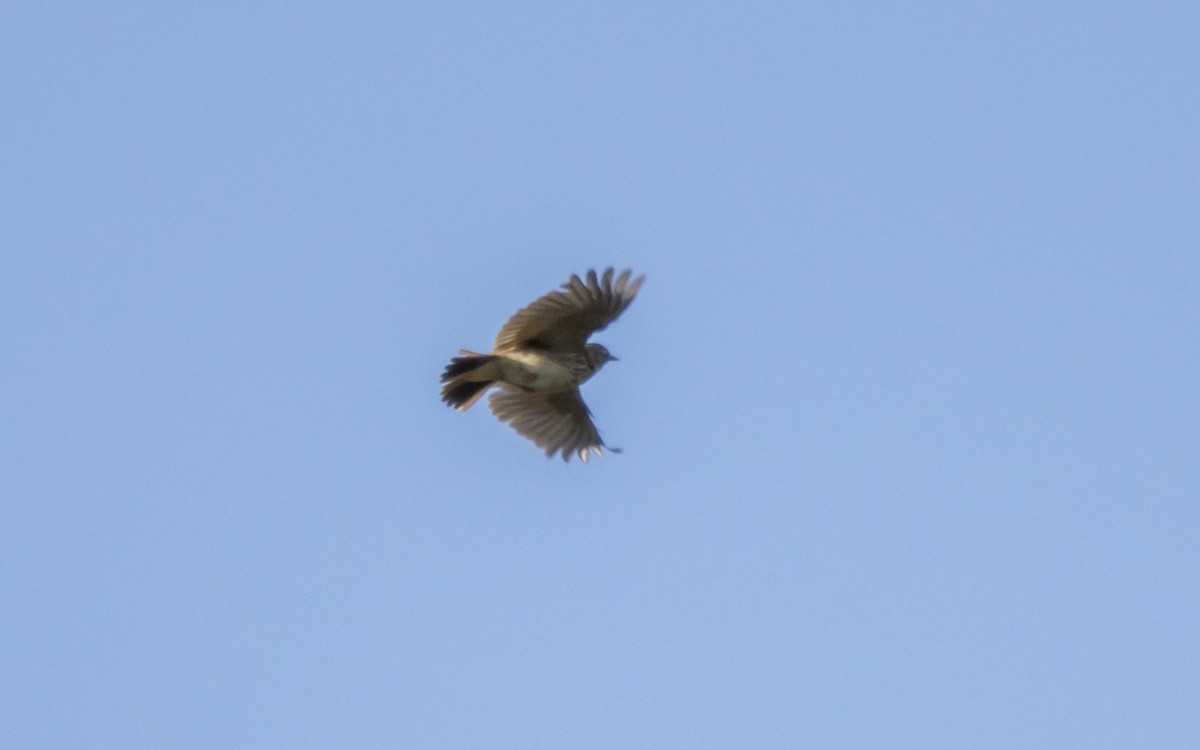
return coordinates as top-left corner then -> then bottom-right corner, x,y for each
440,268 -> 645,462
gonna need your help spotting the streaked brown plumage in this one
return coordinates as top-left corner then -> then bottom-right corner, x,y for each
440,268 -> 645,462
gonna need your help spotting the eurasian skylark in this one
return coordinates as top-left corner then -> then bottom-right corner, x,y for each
440,268 -> 645,462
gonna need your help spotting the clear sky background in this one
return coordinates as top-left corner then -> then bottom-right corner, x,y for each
3,2 -> 1197,748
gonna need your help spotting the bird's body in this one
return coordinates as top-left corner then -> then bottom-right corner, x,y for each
496,348 -> 600,391
440,268 -> 644,462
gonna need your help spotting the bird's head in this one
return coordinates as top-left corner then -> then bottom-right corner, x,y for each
583,343 -> 618,371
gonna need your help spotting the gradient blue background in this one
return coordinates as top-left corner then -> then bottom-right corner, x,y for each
3,2 -> 1198,747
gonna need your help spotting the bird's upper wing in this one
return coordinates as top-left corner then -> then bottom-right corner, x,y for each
493,268 -> 645,353
488,385 -> 607,462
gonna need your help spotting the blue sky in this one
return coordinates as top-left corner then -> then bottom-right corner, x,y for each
3,2 -> 1198,747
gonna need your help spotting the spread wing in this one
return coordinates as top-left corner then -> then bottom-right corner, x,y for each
493,268 -> 645,353
488,385 -> 607,462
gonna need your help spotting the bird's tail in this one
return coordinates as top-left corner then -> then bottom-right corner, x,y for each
440,350 -> 501,411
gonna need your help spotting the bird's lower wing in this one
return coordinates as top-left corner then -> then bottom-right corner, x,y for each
488,385 -> 606,463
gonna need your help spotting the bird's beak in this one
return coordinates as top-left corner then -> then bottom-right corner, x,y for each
610,354 -> 619,362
